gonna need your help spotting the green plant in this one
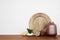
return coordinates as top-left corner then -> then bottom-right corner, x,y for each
27,28 -> 33,34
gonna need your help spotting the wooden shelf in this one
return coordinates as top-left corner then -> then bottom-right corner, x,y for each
0,35 -> 60,40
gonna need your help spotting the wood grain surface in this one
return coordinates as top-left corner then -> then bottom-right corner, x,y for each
0,35 -> 60,40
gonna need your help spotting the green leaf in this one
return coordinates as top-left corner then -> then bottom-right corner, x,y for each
27,28 -> 33,34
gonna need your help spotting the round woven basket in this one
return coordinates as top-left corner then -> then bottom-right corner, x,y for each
29,13 -> 51,33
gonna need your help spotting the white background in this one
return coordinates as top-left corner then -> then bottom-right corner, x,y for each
0,0 -> 60,35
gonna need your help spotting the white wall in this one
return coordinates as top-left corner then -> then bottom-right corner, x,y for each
0,0 -> 60,35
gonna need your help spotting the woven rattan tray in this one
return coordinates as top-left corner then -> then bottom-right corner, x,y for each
29,13 -> 51,32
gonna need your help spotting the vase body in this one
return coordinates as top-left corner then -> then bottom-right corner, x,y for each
47,22 -> 57,36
